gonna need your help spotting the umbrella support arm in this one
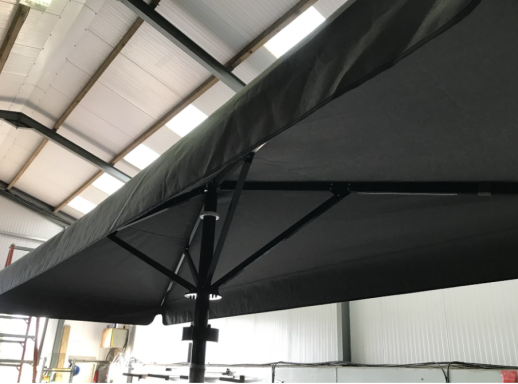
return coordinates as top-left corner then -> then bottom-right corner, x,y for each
183,249 -> 199,286
107,233 -> 196,291
219,181 -> 518,196
212,191 -> 348,290
207,153 -> 255,284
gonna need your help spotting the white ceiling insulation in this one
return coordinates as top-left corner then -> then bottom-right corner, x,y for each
0,0 -> 349,219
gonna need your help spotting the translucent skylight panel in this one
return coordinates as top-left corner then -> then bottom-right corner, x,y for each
166,105 -> 208,137
92,173 -> 125,195
124,144 -> 160,170
264,7 -> 325,58
68,196 -> 96,214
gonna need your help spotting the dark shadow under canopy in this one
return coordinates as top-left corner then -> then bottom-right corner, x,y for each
1,0 -> 517,326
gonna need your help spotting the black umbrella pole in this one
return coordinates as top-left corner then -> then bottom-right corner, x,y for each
189,292 -> 210,382
189,185 -> 218,383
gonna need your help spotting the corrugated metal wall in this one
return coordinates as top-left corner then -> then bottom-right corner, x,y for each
351,280 -> 518,365
0,196 -> 63,266
0,196 -> 108,382
131,303 -> 340,365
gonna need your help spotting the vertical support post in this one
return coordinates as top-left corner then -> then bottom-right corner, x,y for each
189,184 -> 217,383
32,317 -> 40,383
340,302 -> 351,362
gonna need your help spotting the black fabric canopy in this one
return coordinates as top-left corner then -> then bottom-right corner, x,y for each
1,0 -> 517,326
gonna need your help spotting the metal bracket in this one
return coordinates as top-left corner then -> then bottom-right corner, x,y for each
200,211 -> 220,220
182,325 -> 219,342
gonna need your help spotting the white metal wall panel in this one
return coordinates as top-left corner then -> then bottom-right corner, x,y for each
380,291 -> 450,364
0,195 -> 62,266
350,299 -> 385,364
443,280 -> 518,366
131,304 -> 339,365
351,279 -> 518,366
289,304 -> 340,363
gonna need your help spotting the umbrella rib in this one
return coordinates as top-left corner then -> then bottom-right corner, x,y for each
183,249 -> 198,286
207,152 -> 255,285
211,192 -> 348,290
108,233 -> 196,291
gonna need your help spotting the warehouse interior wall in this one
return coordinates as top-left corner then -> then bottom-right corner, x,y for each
0,196 -> 106,382
130,303 -> 341,365
350,279 -> 518,366
0,196 -> 63,268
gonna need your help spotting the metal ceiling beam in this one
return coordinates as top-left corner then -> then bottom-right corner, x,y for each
0,180 -> 74,227
54,0 -> 318,212
0,111 -> 131,183
0,4 -> 30,74
5,11 -> 154,190
119,0 -> 245,92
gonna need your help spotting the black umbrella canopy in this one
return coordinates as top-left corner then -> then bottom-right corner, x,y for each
1,0 -> 517,327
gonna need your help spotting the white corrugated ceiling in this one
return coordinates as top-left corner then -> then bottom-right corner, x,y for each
0,0 -> 349,219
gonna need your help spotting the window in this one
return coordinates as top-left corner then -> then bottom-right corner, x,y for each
265,7 -> 325,58
124,144 -> 160,170
68,196 -> 96,214
166,105 -> 208,137
92,173 -> 125,195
